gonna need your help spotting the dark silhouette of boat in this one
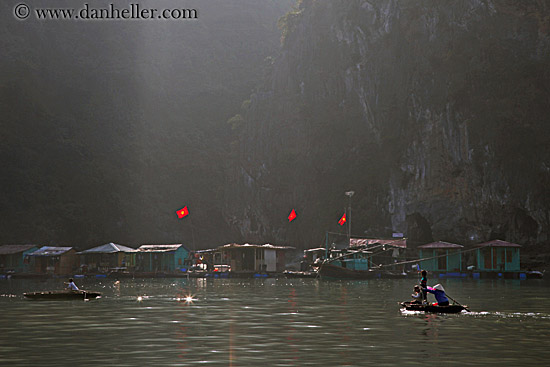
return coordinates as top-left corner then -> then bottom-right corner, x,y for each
400,301 -> 467,313
23,290 -> 102,300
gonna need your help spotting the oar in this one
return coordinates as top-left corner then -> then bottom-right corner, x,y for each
446,294 -> 470,312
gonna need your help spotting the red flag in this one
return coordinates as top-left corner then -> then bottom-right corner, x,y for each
338,212 -> 346,226
176,206 -> 189,219
288,209 -> 297,222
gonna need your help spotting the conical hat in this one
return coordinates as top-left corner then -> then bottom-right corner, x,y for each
433,284 -> 445,292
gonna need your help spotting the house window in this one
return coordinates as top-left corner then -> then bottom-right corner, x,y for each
255,250 -> 264,260
506,249 -> 513,263
437,250 -> 446,270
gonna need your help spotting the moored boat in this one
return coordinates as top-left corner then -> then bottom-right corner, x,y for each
23,290 -> 102,300
400,301 -> 467,313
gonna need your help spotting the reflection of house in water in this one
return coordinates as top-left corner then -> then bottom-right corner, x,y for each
77,243 -> 137,273
0,245 -> 38,273
418,241 -> 464,273
136,244 -> 190,273
217,243 -> 294,273
26,247 -> 78,275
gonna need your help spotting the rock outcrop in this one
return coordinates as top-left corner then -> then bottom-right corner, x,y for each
225,0 -> 550,250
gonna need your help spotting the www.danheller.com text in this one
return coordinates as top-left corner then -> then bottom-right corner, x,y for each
14,3 -> 198,21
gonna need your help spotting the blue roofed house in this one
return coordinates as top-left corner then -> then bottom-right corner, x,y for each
136,244 -> 190,273
77,243 -> 137,273
0,245 -> 39,273
26,247 -> 79,275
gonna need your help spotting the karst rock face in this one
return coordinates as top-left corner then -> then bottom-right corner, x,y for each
224,0 -> 550,249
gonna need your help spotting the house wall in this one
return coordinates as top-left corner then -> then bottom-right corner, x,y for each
476,247 -> 520,272
420,249 -> 462,272
276,250 -> 288,272
419,249 -> 437,271
265,249 -> 276,272
58,251 -> 78,274
447,251 -> 462,271
119,252 -> 136,269
173,247 -> 189,271
1,248 -> 37,273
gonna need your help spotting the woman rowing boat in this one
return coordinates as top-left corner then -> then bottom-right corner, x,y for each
424,284 -> 449,306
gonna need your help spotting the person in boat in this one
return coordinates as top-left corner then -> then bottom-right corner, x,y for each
420,270 -> 428,304
66,278 -> 79,291
411,285 -> 423,304
424,284 -> 449,306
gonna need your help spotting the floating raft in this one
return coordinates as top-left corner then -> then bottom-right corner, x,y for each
23,290 -> 102,300
400,301 -> 467,313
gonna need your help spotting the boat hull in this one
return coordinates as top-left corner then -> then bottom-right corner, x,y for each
23,290 -> 102,300
400,301 -> 466,313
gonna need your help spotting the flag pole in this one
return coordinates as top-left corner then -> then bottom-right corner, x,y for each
345,191 -> 354,244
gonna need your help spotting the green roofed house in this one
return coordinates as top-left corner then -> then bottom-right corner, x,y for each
136,244 -> 190,273
473,239 -> 521,273
418,241 -> 464,273
78,243 -> 137,273
26,247 -> 78,275
0,245 -> 39,274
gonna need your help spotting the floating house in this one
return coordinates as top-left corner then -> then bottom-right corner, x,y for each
78,243 -> 137,273
136,244 -> 190,273
473,239 -> 521,273
347,238 -> 407,271
418,241 -> 464,273
316,237 -> 408,279
0,245 -> 39,273
26,247 -> 78,275
217,243 -> 294,273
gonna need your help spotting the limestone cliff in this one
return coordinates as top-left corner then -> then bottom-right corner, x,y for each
225,0 -> 550,252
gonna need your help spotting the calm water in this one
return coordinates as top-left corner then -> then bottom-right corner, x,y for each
1,277 -> 550,366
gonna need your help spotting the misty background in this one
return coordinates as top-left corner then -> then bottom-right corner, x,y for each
2,1 -> 550,264
1,0 -> 292,248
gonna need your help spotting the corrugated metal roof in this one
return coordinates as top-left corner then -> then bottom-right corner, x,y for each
304,247 -> 326,252
78,243 -> 137,254
26,246 -> 74,257
218,243 -> 294,250
476,240 -> 521,248
0,245 -> 38,255
418,241 -> 464,249
195,249 -> 217,254
350,238 -> 407,248
137,244 -> 185,252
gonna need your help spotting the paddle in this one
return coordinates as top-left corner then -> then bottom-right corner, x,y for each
446,294 -> 470,312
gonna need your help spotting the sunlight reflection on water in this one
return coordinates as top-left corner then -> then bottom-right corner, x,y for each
1,278 -> 549,366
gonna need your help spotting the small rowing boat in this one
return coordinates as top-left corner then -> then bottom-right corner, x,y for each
23,290 -> 102,300
400,301 -> 467,313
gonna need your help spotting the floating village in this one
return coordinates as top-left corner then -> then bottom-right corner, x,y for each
0,237 -> 544,281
